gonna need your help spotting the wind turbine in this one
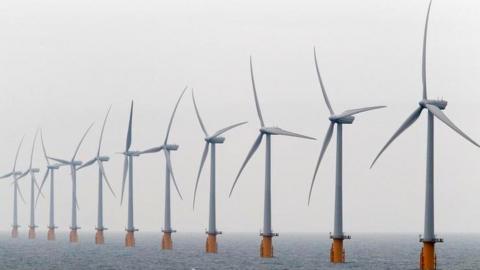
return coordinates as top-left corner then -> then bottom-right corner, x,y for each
22,129 -> 45,239
0,137 -> 28,238
78,106 -> 116,244
191,89 -> 247,253
229,57 -> 316,258
120,101 -> 141,247
48,123 -> 94,243
36,129 -> 61,240
370,1 -> 479,269
139,87 -> 186,250
307,48 -> 385,263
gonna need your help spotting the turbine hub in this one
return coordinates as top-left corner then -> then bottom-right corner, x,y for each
164,144 -> 179,151
98,156 -> 110,162
419,99 -> 447,110
206,136 -> 225,144
328,115 -> 355,124
72,160 -> 83,166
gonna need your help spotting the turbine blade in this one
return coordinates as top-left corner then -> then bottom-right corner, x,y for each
120,156 -> 128,205
97,105 -> 112,157
250,57 -> 265,127
267,127 -> 316,140
314,47 -> 334,115
72,123 -> 94,161
17,170 -> 29,179
35,169 -> 50,209
48,157 -> 70,165
99,161 -> 116,198
308,122 -> 335,204
193,142 -> 209,209
77,158 -> 97,170
164,150 -> 183,200
126,101 -> 134,151
164,87 -> 188,145
229,133 -> 263,197
422,0 -> 433,99
0,172 -> 13,179
426,104 -> 480,147
139,146 -> 163,155
211,121 -> 248,138
40,129 -> 50,165
337,106 -> 386,118
13,136 -> 25,172
17,182 -> 26,204
192,90 -> 209,137
371,106 -> 423,168
33,174 -> 45,199
28,129 -> 39,169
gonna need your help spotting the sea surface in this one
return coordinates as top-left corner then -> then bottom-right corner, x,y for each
0,232 -> 478,270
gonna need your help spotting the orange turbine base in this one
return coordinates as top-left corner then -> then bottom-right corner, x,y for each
420,242 -> 436,270
205,234 -> 217,253
95,230 -> 105,245
162,232 -> 173,250
260,236 -> 273,258
11,227 -> 18,238
330,239 -> 345,263
69,229 -> 79,243
28,227 -> 36,239
47,228 -> 56,240
125,231 -> 135,247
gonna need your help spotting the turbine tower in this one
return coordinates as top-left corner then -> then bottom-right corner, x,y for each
120,101 -> 141,247
22,130 -> 45,240
139,87 -> 186,250
48,124 -> 94,242
78,106 -> 116,244
191,89 -> 247,253
370,1 -> 479,269
0,137 -> 28,238
229,57 -> 316,258
36,129 -> 61,240
307,48 -> 385,263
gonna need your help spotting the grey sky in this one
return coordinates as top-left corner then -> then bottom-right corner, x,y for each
1,0 -> 480,234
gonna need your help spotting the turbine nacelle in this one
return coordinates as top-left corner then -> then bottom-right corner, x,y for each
30,168 -> 40,173
47,164 -> 60,170
13,171 -> 23,176
125,151 -> 140,157
260,127 -> 277,134
206,136 -> 225,144
164,144 -> 179,151
328,115 -> 355,124
419,99 -> 447,110
71,160 -> 83,166
98,156 -> 110,162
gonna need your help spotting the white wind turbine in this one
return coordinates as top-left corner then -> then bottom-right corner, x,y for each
77,106 -> 116,244
139,87 -> 186,250
48,123 -> 94,242
0,137 -> 28,238
21,129 -> 45,240
307,48 -> 385,263
229,57 -> 316,258
191,89 -> 247,253
120,101 -> 141,247
36,129 -> 61,240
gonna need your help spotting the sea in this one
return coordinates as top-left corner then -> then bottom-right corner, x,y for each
0,232 -> 478,270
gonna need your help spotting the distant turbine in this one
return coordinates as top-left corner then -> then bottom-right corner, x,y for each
307,48 -> 385,263
229,57 -> 316,258
370,1 -> 479,269
191,89 -> 247,253
21,129 -> 45,240
36,129 -> 61,240
120,101 -> 141,247
0,137 -> 28,238
139,87 -> 187,250
49,123 -> 94,243
78,106 -> 116,245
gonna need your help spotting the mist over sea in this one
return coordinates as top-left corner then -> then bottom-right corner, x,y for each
0,232 -> 478,269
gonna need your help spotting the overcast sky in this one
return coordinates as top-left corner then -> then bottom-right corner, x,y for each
1,0 -> 480,236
